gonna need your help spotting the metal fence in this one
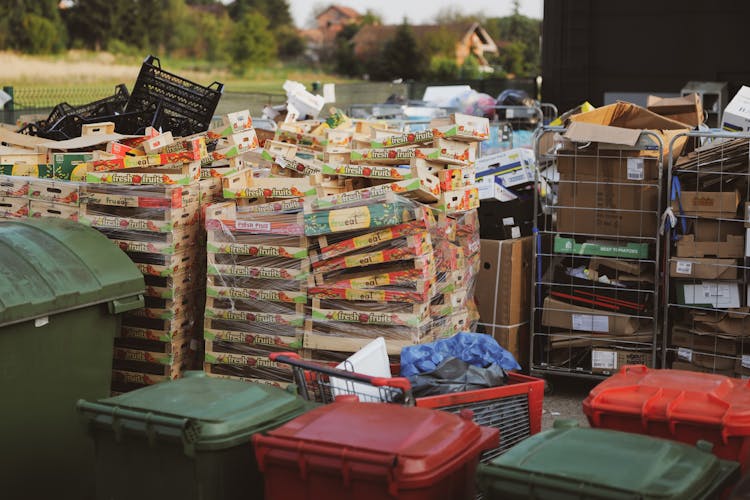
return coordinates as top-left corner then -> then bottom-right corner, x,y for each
1,78 -> 540,126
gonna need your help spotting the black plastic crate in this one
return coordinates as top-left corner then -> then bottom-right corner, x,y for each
125,55 -> 223,137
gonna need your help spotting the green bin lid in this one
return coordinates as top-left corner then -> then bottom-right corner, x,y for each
78,372 -> 313,453
0,219 -> 144,327
477,420 -> 739,500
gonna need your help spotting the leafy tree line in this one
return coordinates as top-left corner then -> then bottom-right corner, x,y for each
332,3 -> 541,81
0,0 -> 304,74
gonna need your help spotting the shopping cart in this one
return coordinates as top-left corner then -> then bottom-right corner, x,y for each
270,352 -> 544,462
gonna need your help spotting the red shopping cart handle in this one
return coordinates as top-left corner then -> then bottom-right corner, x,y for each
270,352 -> 413,392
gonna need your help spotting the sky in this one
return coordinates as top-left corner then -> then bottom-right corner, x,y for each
288,0 -> 544,28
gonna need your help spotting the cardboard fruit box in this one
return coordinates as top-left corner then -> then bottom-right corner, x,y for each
307,178 -> 424,211
28,200 -> 79,221
313,219 -> 431,262
206,285 -> 307,304
205,202 -> 305,236
27,179 -> 80,205
430,113 -> 491,142
0,196 -> 29,218
221,170 -> 316,199
311,234 -> 433,274
320,163 -> 412,180
0,176 -> 29,198
85,161 -> 201,185
350,148 -> 468,166
303,200 -> 420,236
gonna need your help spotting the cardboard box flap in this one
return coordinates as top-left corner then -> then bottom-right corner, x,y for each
564,122 -> 641,147
38,133 -> 140,151
570,101 -> 691,130
647,94 -> 702,117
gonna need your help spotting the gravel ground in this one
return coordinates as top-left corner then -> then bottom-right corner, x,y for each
540,375 -> 599,430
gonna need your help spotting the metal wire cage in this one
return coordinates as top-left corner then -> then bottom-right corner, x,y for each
269,352 -> 544,463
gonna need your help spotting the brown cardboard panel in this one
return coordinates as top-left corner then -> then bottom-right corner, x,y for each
591,348 -> 653,374
557,177 -> 658,237
673,190 -> 740,218
668,257 -> 738,279
476,237 -> 533,331
675,234 -> 745,258
541,296 -> 641,336
692,220 -> 744,242
671,361 -> 734,377
557,154 -> 659,182
647,93 -> 704,128
671,326 -> 737,355
491,323 -> 529,369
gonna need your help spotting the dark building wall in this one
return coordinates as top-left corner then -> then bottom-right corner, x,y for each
542,0 -> 750,111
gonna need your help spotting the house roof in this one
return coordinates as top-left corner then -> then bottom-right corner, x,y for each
352,22 -> 498,59
318,5 -> 361,20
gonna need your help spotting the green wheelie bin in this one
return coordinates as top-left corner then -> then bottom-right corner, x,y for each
77,371 -> 317,500
0,218 -> 145,499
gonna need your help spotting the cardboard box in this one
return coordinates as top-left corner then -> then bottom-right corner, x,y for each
28,200 -> 79,221
676,281 -> 741,309
674,346 -> 734,371
557,175 -> 658,237
669,258 -> 738,279
689,309 -> 750,337
675,234 -> 744,258
673,190 -> 739,218
554,236 -> 649,259
692,220 -> 743,242
591,348 -> 653,374
647,94 -> 704,128
476,237 -> 533,332
672,326 -> 736,355
556,153 -> 659,183
0,196 -> 29,218
722,85 -> 750,132
0,176 -> 29,198
568,102 -> 691,160
541,296 -> 640,335
491,323 -> 529,368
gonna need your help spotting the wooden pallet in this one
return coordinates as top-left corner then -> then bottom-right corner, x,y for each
121,311 -> 197,337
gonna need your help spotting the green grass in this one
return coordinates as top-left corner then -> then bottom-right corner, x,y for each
2,50 -> 357,94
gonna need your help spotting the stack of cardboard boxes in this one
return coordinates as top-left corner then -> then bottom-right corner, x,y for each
667,136 -> 750,376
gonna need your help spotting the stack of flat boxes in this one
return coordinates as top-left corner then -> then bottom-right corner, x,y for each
202,202 -> 308,387
78,181 -> 203,393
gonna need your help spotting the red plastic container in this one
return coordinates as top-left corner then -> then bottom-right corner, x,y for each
583,364 -> 750,471
253,401 -> 499,499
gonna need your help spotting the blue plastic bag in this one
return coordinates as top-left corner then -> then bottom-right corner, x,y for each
400,332 -> 521,377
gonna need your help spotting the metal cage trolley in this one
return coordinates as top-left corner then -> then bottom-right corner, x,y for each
270,352 -> 544,463
663,130 -> 750,376
530,126 -> 664,384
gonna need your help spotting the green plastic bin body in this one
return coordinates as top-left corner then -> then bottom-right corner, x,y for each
0,219 -> 145,500
476,421 -> 740,500
77,371 -> 316,500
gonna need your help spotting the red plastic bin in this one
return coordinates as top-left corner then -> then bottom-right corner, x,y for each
583,364 -> 750,471
253,400 -> 498,500
270,352 -> 544,462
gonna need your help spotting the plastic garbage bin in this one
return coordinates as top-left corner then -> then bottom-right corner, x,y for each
253,400 -> 498,499
476,420 -> 739,499
583,364 -> 750,472
77,371 -> 317,500
0,218 -> 145,499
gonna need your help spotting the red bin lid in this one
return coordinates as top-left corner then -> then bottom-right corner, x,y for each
254,401 -> 497,492
583,365 -> 750,437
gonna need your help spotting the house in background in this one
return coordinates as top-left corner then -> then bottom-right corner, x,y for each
300,4 -> 362,61
352,22 -> 499,70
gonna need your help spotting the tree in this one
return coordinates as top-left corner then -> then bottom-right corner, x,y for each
376,20 -> 427,81
230,11 -> 277,74
333,23 -> 361,76
484,13 -> 541,76
2,0 -> 67,52
433,7 -> 482,25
